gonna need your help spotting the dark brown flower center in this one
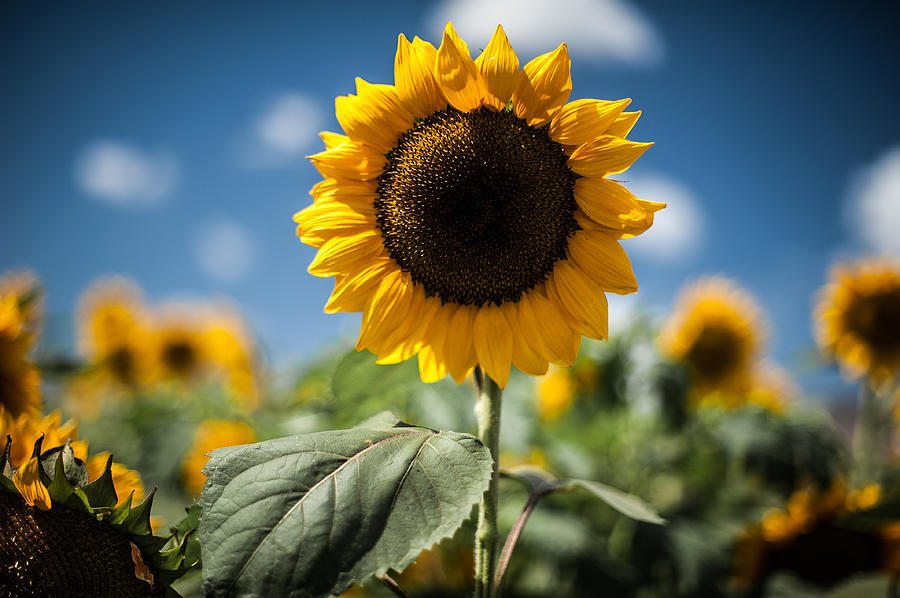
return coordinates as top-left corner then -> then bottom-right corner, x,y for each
845,288 -> 900,355
375,107 -> 578,306
686,325 -> 744,383
162,340 -> 197,376
108,346 -> 136,384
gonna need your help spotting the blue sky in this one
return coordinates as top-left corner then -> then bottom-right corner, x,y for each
2,1 -> 899,397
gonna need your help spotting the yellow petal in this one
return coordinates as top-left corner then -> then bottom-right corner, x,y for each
308,142 -> 386,180
518,290 -> 579,366
574,177 -> 664,238
548,262 -> 609,340
357,269 -> 416,350
473,304 -> 513,388
308,230 -> 384,277
549,98 -> 631,146
419,303 -> 457,383
568,136 -> 653,177
434,22 -> 483,112
295,199 -> 376,248
319,131 -> 349,151
309,178 -> 376,203
442,303 -> 477,384
395,33 -> 446,118
418,343 -> 448,383
335,79 -> 413,153
325,257 -> 394,314
513,43 -> 571,126
375,291 -> 440,364
566,231 -> 638,294
475,25 -> 519,111
501,302 -> 549,376
13,456 -> 51,510
606,110 -> 641,138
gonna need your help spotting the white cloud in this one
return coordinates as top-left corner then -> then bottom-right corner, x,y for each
427,0 -> 663,66
194,218 -> 256,283
239,93 -> 324,168
75,140 -> 178,206
847,146 -> 900,254
619,173 -> 703,262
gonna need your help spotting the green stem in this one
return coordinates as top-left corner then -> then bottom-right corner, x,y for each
853,381 -> 893,485
473,366 -> 502,598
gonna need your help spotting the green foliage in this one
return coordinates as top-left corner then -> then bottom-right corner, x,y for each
198,415 -> 492,598
503,466 -> 665,525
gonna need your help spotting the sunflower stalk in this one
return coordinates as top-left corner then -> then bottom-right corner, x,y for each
853,381 -> 894,485
473,366 -> 502,598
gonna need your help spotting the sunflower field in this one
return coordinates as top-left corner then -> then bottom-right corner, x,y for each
3,6 -> 900,598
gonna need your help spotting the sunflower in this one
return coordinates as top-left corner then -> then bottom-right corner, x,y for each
0,293 -> 41,416
76,276 -> 151,389
0,268 -> 44,338
733,481 -> 900,591
148,303 -> 210,386
1,434 -> 194,597
535,366 -> 576,420
815,257 -> 900,388
201,304 -> 262,409
659,277 -> 764,396
295,23 -> 662,388
181,419 -> 256,496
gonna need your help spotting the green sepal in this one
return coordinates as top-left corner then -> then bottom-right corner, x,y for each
504,99 -> 514,112
62,487 -> 93,513
41,441 -> 89,488
46,451 -> 75,504
128,531 -> 168,555
1,436 -> 16,492
29,435 -> 54,487
80,453 -> 118,508
155,528 -> 201,585
0,473 -> 16,494
107,491 -> 134,525
29,434 -> 44,460
2,435 -> 14,479
123,486 -> 157,535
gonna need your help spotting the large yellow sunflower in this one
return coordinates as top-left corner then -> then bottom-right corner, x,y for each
815,257 -> 900,387
295,23 -> 662,388
659,277 -> 765,395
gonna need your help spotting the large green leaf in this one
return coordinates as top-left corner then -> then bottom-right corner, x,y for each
199,418 -> 492,598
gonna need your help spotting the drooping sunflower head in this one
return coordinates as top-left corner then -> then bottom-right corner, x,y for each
296,23 -> 663,388
815,257 -> 900,387
1,430 -> 197,596
181,419 -> 256,496
733,481 -> 893,590
0,293 -> 41,417
77,276 -> 151,388
659,277 -> 765,394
